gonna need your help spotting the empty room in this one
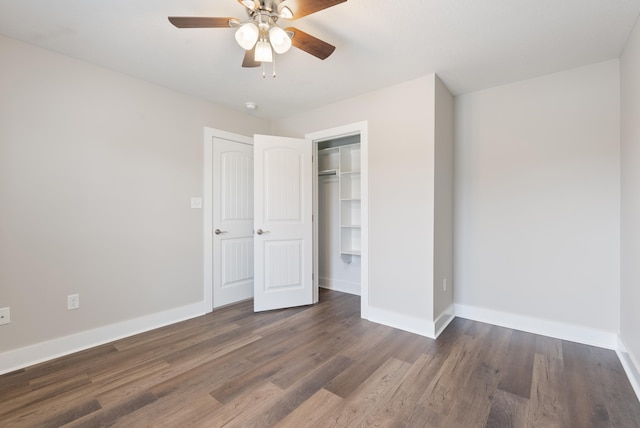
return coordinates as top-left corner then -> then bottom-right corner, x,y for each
1,0 -> 640,426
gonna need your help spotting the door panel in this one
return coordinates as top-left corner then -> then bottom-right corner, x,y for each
254,135 -> 313,312
213,138 -> 254,307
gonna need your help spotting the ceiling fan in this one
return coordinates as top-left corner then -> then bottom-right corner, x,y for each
169,0 -> 347,73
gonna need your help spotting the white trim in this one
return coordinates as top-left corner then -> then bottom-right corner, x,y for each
319,278 -> 360,296
203,127 -> 253,312
454,304 -> 618,350
0,302 -> 205,375
367,306 -> 436,339
617,337 -> 640,402
305,121 -> 369,319
434,304 -> 455,338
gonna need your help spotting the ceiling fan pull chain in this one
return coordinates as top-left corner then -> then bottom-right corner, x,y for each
273,52 -> 277,78
262,62 -> 266,78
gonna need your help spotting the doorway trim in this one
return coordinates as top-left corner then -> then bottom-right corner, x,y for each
203,127 -> 253,312
306,121 -> 369,319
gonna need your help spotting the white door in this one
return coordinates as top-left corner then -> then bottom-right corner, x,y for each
253,134 -> 314,312
212,137 -> 254,308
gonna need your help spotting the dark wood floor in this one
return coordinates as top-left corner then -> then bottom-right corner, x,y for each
1,289 -> 639,427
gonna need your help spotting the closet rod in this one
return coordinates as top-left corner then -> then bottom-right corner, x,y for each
319,170 -> 337,176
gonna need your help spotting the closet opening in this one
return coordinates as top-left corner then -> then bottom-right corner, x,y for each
316,134 -> 361,296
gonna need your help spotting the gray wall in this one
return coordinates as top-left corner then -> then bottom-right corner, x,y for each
454,60 -> 620,334
621,16 -> 640,378
0,34 -> 270,353
272,75 -> 441,325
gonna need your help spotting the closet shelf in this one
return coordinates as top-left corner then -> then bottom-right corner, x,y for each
319,142 -> 361,257
319,169 -> 338,176
341,249 -> 361,256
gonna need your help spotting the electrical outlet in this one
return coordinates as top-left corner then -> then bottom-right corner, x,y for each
67,294 -> 80,310
0,307 -> 10,325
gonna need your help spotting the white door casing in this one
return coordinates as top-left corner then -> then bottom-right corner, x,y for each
306,121 -> 369,319
253,134 -> 314,312
212,138 -> 254,308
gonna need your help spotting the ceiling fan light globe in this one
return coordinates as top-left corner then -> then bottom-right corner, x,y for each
235,23 -> 259,50
269,26 -> 292,54
279,6 -> 294,19
238,0 -> 256,10
255,40 -> 274,62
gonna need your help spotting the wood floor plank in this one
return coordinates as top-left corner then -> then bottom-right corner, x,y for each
242,355 -> 354,427
535,335 -> 564,360
588,345 -> 640,427
562,340 -> 612,427
400,404 -> 449,428
484,389 -> 529,428
437,326 -> 513,427
115,392 -> 221,428
418,333 -> 477,415
527,353 -> 569,428
62,390 -> 157,428
274,388 -> 343,427
93,358 -> 171,407
1,398 -> 102,428
269,332 -> 356,390
496,329 -> 537,399
323,326 -> 415,398
0,371 -> 32,405
208,382 -> 284,428
150,354 -> 256,400
314,357 -> 412,428
208,356 -> 287,405
20,344 -> 119,381
0,373 -> 92,419
358,353 -> 444,427
1,289 -> 638,427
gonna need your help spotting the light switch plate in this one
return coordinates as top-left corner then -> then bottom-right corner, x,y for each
191,197 -> 203,209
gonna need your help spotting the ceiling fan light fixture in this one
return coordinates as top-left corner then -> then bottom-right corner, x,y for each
279,6 -> 294,19
269,26 -> 292,54
235,22 -> 259,50
255,40 -> 273,62
238,0 -> 257,10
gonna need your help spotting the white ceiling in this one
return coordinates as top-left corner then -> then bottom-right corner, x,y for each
1,0 -> 639,120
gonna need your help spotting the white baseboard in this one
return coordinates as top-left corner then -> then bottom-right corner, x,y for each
319,277 -> 360,296
454,304 -> 618,350
366,306 -> 437,339
617,337 -> 640,403
434,305 -> 455,338
0,302 -> 206,375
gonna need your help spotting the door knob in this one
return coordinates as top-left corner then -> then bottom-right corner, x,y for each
214,229 -> 227,235
256,229 -> 269,235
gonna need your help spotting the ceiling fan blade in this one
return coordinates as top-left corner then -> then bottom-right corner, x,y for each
286,27 -> 336,60
281,0 -> 347,19
168,17 -> 239,28
242,47 -> 261,68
